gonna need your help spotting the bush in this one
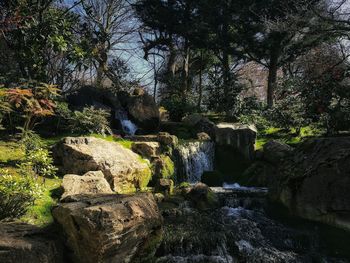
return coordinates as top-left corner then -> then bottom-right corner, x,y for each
70,107 -> 112,135
0,169 -> 42,220
161,95 -> 196,122
235,96 -> 270,130
19,129 -> 44,153
25,148 -> 57,178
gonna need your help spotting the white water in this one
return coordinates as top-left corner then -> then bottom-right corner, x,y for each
115,110 -> 138,135
177,141 -> 215,183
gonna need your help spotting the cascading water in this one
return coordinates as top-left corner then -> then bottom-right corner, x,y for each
155,184 -> 350,262
115,109 -> 138,135
176,141 -> 215,183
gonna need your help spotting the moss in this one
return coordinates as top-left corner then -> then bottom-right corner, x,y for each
160,155 -> 175,179
178,182 -> 191,189
90,133 -> 134,149
138,167 -> 153,191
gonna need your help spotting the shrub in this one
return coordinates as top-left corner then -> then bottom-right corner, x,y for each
19,129 -> 44,153
70,107 -> 112,135
161,95 -> 196,122
235,96 -> 270,130
5,82 -> 59,131
25,148 -> 57,178
0,169 -> 42,220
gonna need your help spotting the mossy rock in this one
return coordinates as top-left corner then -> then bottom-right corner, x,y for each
150,155 -> 175,187
160,155 -> 175,179
186,183 -> 220,210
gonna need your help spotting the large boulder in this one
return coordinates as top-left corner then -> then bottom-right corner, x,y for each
215,123 -> 257,161
121,88 -> 160,132
273,137 -> 350,231
263,140 -> 294,164
52,193 -> 163,263
53,137 -> 151,193
61,171 -> 113,201
0,223 -> 62,263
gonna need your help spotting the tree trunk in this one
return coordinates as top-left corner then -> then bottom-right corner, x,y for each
267,45 -> 280,108
197,51 -> 203,112
153,54 -> 158,100
181,42 -> 190,101
167,42 -> 176,76
222,50 -> 230,115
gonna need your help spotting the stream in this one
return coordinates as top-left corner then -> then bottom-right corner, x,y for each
154,184 -> 350,263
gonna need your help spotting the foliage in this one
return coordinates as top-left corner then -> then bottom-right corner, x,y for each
24,148 -> 57,178
70,107 -> 112,135
0,1 -> 85,84
4,82 -> 59,131
235,96 -> 270,130
267,78 -> 310,134
0,168 -> 42,221
205,65 -> 243,115
161,94 -> 196,122
0,87 -> 12,130
19,129 -> 45,153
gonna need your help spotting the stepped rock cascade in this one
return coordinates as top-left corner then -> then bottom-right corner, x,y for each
155,185 -> 350,262
115,109 -> 138,135
176,141 -> 215,183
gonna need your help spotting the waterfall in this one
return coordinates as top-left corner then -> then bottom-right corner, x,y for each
115,109 -> 138,135
176,141 -> 215,183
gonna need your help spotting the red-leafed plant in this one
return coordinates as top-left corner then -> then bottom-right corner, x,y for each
5,82 -> 59,131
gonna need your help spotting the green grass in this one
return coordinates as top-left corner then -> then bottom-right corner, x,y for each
21,177 -> 62,226
0,138 -> 62,226
255,126 -> 322,150
0,140 -> 25,164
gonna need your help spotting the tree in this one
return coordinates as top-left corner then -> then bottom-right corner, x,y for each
78,0 -> 138,89
231,0 -> 330,108
0,0 -> 83,85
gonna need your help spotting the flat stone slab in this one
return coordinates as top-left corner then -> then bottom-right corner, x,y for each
211,186 -> 268,197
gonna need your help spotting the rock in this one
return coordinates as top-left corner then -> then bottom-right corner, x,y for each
182,114 -> 216,139
182,113 -> 207,126
132,141 -> 160,159
274,137 -> 350,231
126,133 -> 178,149
263,140 -> 293,164
52,193 -> 163,263
53,137 -> 151,193
186,183 -> 219,210
197,132 -> 211,141
152,155 -> 175,180
0,223 -> 62,263
154,193 -> 165,203
123,88 -> 160,132
157,132 -> 178,148
156,179 -> 174,195
215,123 -> 257,161
61,171 -> 113,201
